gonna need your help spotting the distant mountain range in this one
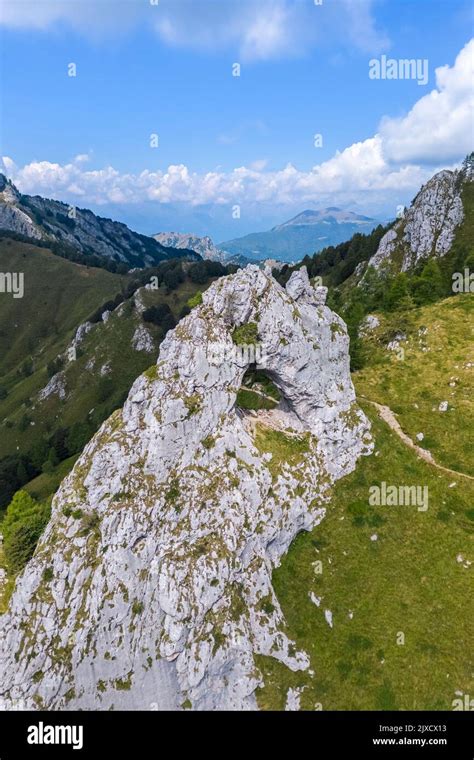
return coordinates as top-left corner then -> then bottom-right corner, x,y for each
0,175 -> 197,269
220,207 -> 378,263
153,231 -> 248,266
0,178 -> 379,268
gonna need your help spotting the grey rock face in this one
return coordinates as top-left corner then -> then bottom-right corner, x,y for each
132,324 -> 155,353
368,169 -> 465,272
153,232 -> 228,263
0,266 -> 371,711
38,371 -> 67,401
0,177 -> 42,239
359,314 -> 380,337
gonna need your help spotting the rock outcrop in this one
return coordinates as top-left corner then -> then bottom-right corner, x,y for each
0,266 -> 372,711
0,175 -> 42,240
368,168 -> 466,272
154,232 -> 228,263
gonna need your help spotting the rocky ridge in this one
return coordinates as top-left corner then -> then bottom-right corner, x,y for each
0,265 -> 372,710
368,168 -> 467,272
0,175 -> 196,268
153,232 -> 226,262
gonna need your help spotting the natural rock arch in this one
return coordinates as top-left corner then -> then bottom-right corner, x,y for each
0,266 -> 371,711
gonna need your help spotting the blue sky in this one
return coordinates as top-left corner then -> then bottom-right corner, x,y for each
1,0 -> 473,240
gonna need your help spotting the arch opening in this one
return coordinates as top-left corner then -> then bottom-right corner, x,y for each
236,366 -> 281,412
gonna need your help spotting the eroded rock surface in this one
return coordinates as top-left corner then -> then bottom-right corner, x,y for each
0,266 -> 371,711
368,169 -> 465,271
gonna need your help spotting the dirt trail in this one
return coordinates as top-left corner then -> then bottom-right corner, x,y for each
360,396 -> 474,482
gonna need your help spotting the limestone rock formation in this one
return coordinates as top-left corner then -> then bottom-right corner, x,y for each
153,232 -> 227,263
368,168 -> 466,272
0,266 -> 372,711
0,175 -> 42,240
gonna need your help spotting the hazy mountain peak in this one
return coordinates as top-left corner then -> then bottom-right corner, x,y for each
153,231 -> 225,262
221,207 -> 377,263
274,208 -> 375,230
154,231 -> 248,265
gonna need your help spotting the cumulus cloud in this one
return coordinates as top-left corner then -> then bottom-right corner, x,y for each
74,154 -> 91,164
0,0 -> 389,60
0,148 -> 433,210
380,39 -> 474,163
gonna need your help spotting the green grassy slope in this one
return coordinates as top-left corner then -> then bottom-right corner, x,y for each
0,239 -> 213,510
23,455 -> 80,502
257,295 -> 473,710
0,238 -> 126,377
355,294 -> 473,476
258,402 -> 473,710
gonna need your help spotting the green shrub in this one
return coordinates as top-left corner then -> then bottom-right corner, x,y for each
187,291 -> 203,309
42,567 -> 54,582
232,322 -> 259,346
2,491 -> 50,575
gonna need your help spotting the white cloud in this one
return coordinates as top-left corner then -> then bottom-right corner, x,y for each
248,159 -> 269,172
2,40 -> 471,213
380,39 -> 474,163
0,0 -> 389,60
0,0 -> 142,35
340,0 -> 390,54
155,0 -> 389,61
0,149 -> 434,211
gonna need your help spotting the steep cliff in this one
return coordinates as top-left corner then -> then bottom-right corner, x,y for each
0,266 -> 371,710
368,167 -> 468,272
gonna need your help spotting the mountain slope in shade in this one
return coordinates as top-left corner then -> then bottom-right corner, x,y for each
220,207 -> 377,263
0,175 -> 197,269
0,237 -> 224,511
